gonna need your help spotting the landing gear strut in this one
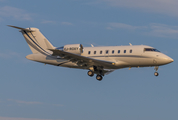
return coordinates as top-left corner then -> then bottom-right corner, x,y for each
154,66 -> 159,76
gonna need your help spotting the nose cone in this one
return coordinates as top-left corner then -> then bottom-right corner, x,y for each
157,54 -> 174,65
162,56 -> 174,64
166,57 -> 174,63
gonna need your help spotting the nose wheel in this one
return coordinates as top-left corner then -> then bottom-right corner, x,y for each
154,72 -> 159,76
154,66 -> 159,76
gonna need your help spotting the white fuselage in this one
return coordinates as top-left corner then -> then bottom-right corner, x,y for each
9,25 -> 174,80
26,45 -> 173,70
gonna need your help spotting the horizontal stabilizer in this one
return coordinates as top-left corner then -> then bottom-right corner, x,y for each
8,25 -> 35,32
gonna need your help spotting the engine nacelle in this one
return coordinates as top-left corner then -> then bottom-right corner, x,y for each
63,44 -> 83,54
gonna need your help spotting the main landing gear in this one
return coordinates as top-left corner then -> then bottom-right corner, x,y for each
87,70 -> 94,77
154,66 -> 159,76
87,70 -> 103,81
96,75 -> 103,81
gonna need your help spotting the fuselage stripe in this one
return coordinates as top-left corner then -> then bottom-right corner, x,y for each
86,55 -> 150,58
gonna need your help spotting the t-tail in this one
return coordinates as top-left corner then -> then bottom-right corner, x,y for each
8,25 -> 54,56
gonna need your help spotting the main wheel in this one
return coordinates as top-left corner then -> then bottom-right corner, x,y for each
87,70 -> 94,77
154,72 -> 159,76
96,75 -> 103,81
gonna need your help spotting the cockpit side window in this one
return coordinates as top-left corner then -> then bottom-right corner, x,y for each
144,48 -> 160,52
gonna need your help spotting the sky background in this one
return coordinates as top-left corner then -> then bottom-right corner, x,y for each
0,0 -> 177,120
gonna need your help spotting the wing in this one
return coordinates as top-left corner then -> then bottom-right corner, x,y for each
49,49 -> 117,70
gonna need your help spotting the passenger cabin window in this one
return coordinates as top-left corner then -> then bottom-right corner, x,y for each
130,50 -> 132,53
106,50 -> 109,54
144,48 -> 160,52
118,50 -> 120,54
88,51 -> 91,55
100,51 -> 102,54
124,50 -> 126,53
94,51 -> 96,54
112,50 -> 114,54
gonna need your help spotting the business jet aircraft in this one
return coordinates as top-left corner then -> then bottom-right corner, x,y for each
9,25 -> 174,81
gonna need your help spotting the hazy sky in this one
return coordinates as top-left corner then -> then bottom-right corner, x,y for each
0,0 -> 177,120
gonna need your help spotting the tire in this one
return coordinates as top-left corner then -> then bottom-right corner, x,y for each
154,72 -> 159,76
88,71 -> 94,77
96,75 -> 103,81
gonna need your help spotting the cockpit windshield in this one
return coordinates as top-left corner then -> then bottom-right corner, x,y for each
144,48 -> 160,52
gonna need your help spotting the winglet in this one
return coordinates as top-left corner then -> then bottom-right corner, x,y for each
8,25 -> 35,32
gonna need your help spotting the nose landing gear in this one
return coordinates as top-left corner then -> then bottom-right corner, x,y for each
154,66 -> 159,76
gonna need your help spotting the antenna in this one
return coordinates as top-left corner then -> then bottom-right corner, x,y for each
91,44 -> 94,47
129,43 -> 132,46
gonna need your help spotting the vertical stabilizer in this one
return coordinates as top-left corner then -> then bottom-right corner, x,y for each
8,25 -> 54,55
